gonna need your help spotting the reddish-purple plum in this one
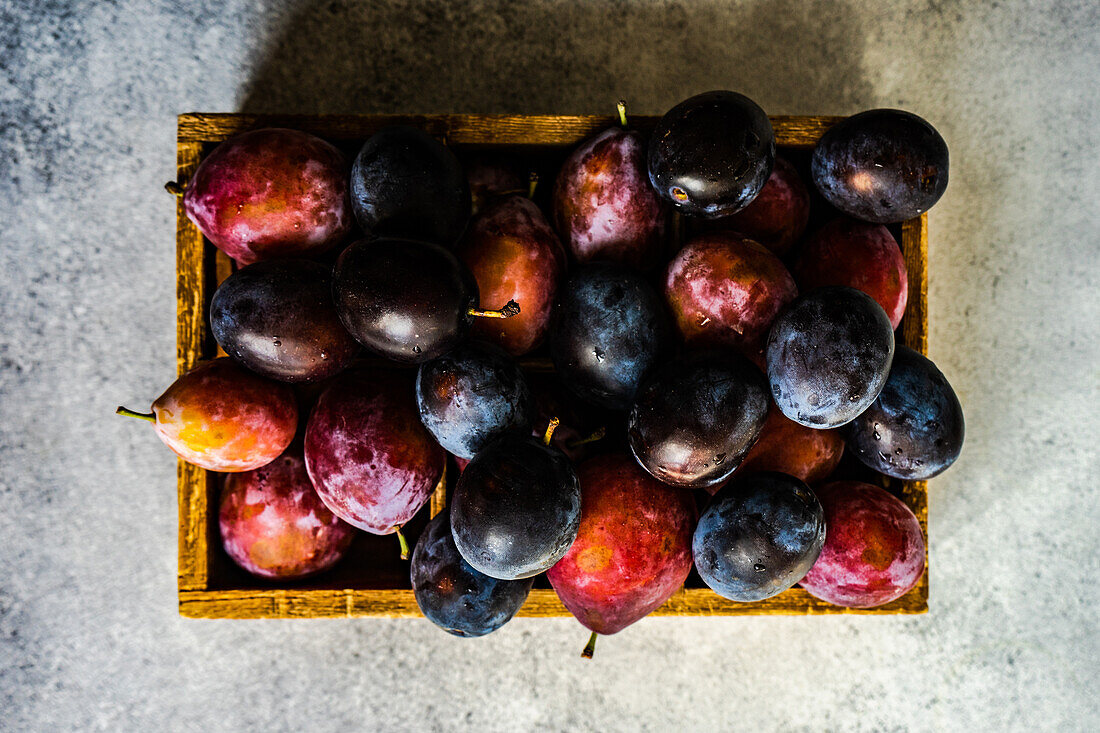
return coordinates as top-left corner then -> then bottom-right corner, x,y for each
179,128 -> 351,265
711,157 -> 810,256
304,369 -> 444,549
693,472 -> 825,601
794,218 -> 909,329
845,346 -> 964,480
210,259 -> 359,383
219,450 -> 355,579
411,511 -> 534,637
416,340 -> 534,460
648,91 -> 775,218
628,351 -> 769,489
812,109 -> 949,223
117,357 -> 297,472
664,232 -> 797,363
457,196 -> 566,355
553,104 -> 667,269
547,454 -> 696,658
731,406 -> 844,491
766,287 -> 894,428
799,481 -> 926,608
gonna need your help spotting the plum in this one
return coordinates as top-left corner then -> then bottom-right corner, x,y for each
546,454 -> 696,658
812,109 -> 949,223
219,450 -> 355,579
627,351 -> 769,489
333,237 -> 518,364
731,406 -> 844,489
456,195 -> 566,356
799,481 -> 926,608
664,232 -> 797,362
845,346 -> 965,480
117,357 -> 297,472
210,259 -> 359,383
450,424 -> 581,580
549,263 -> 672,410
709,157 -> 810,257
794,217 -> 909,329
177,128 -> 351,266
648,91 -> 775,218
304,369 -> 444,551
350,126 -> 470,245
766,287 -> 894,428
553,103 -> 667,270
693,472 -> 825,602
527,371 -> 608,464
465,153 -> 526,214
411,511 -> 534,637
415,340 -> 534,460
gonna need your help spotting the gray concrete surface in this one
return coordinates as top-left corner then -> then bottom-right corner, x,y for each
1,1 -> 1097,730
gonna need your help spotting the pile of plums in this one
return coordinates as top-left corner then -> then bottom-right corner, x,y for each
120,92 -> 963,655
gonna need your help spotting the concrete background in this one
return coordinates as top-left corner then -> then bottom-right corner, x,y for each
1,0 -> 1097,730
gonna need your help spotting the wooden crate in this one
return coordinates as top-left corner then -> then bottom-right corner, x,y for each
174,114 -> 929,619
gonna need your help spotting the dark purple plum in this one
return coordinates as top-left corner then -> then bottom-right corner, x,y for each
693,472 -> 825,602
178,128 -> 352,265
627,351 -> 769,489
350,126 -> 471,245
411,511 -> 534,637
766,287 -> 894,428
304,369 -> 444,549
451,428 -> 581,580
648,91 -> 775,218
553,103 -> 667,270
333,237 -> 518,364
812,109 -> 949,223
210,260 -> 358,383
549,263 -> 672,410
415,340 -> 534,460
845,346 -> 964,480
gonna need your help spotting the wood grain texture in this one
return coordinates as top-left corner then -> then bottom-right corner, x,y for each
175,114 -> 929,618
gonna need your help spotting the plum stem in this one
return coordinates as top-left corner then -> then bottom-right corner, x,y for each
116,405 -> 155,423
527,171 -> 539,199
581,630 -> 598,659
164,181 -> 186,197
543,417 -> 560,446
395,526 -> 410,560
616,100 -> 628,128
467,300 -> 520,319
567,426 -> 606,449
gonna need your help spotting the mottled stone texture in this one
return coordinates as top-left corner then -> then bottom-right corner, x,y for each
0,1 -> 1097,731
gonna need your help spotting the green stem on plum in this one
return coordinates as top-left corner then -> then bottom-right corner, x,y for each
164,181 -> 186,197
116,405 -> 155,423
581,630 -> 598,659
543,417 -> 560,446
468,300 -> 521,319
616,100 -> 628,128
527,171 -> 539,199
566,426 -> 606,449
395,526 -> 410,560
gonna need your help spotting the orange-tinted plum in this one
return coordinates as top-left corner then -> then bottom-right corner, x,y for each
219,450 -> 355,579
180,128 -> 351,265
456,196 -> 566,355
546,454 -> 696,657
664,232 -> 797,362
553,107 -> 667,270
711,157 -> 810,257
304,369 -> 444,547
118,357 -> 297,472
794,218 -> 909,329
729,406 -> 845,491
799,481 -> 926,608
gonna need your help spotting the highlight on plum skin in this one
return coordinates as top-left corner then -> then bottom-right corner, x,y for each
218,450 -> 356,580
798,481 -> 926,608
119,357 -> 299,473
179,128 -> 352,266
